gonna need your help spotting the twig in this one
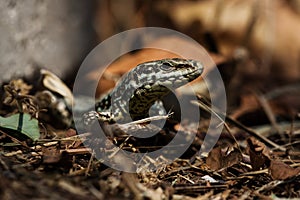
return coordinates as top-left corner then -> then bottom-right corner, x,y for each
85,150 -> 95,176
192,98 -> 286,151
256,93 -> 283,136
222,121 -> 243,155
255,180 -> 283,193
0,129 -> 29,148
120,112 -> 173,125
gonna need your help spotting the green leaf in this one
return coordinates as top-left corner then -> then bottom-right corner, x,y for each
0,113 -> 40,141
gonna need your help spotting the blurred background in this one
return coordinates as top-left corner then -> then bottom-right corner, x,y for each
1,0 -> 300,124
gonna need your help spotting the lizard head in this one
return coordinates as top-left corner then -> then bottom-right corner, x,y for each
133,58 -> 204,89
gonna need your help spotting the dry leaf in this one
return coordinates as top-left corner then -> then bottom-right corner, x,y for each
206,146 -> 242,170
269,160 -> 300,180
42,143 -> 62,164
247,137 -> 271,170
165,0 -> 300,82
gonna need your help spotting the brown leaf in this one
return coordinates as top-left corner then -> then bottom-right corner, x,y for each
206,147 -> 222,170
166,0 -> 300,82
269,160 -> 300,180
42,143 -> 62,164
206,146 -> 242,170
247,137 -> 271,170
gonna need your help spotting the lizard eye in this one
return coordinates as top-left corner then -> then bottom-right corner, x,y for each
160,63 -> 173,71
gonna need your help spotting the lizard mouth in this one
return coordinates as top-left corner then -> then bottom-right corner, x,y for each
183,68 -> 203,81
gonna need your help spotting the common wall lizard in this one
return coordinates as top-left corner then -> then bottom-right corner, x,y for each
83,58 -> 204,127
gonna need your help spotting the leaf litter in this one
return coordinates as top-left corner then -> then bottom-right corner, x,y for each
0,67 -> 299,199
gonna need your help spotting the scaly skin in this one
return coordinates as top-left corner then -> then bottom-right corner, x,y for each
85,58 -> 204,125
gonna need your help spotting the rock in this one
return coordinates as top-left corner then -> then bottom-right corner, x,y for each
0,0 -> 96,83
